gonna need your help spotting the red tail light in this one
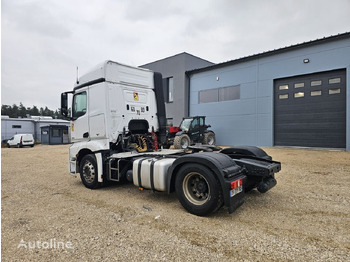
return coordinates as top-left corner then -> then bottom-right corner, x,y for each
231,178 -> 242,189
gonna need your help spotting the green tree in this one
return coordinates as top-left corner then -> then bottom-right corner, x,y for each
1,105 -> 11,116
11,104 -> 19,118
2,103 -> 66,119
28,105 -> 40,116
18,103 -> 27,118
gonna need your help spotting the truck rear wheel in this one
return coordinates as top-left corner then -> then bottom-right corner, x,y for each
203,132 -> 215,145
175,164 -> 223,216
80,154 -> 101,189
173,134 -> 190,149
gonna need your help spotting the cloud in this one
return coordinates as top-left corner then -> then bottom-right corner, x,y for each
2,1 -> 71,39
1,0 -> 349,110
122,0 -> 186,22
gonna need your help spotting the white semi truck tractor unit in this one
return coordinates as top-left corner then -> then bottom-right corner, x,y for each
61,60 -> 281,216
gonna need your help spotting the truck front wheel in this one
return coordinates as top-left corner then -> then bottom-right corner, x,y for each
80,154 -> 101,189
175,164 -> 223,216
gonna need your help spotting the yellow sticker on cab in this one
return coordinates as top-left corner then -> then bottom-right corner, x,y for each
133,92 -> 139,101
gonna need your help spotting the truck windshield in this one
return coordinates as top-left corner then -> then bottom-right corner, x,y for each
179,118 -> 193,132
72,92 -> 87,119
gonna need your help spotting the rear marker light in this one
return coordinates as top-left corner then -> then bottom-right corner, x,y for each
231,178 -> 243,189
230,178 -> 243,198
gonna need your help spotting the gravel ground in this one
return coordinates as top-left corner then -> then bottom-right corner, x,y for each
1,145 -> 350,261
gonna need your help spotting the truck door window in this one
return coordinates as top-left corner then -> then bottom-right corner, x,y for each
72,92 -> 87,119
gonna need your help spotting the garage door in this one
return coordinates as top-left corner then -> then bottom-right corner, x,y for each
274,69 -> 346,148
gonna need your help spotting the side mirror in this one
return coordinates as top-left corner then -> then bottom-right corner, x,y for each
61,92 -> 73,118
61,93 -> 68,117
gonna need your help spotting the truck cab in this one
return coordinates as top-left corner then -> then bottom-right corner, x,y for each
61,61 -> 167,175
62,61 -> 163,145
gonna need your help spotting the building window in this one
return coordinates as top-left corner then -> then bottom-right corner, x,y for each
279,85 -> 288,90
52,129 -> 60,137
199,85 -> 240,104
219,85 -> 240,101
294,92 -> 304,98
163,77 -> 174,103
12,125 -> 22,129
199,89 -> 218,104
311,80 -> 322,86
311,91 -> 322,96
279,94 -> 289,100
329,88 -> 341,95
329,77 -> 341,84
166,118 -> 174,127
294,83 -> 304,88
168,77 -> 174,103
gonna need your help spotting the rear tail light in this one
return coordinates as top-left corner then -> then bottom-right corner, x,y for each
231,178 -> 243,189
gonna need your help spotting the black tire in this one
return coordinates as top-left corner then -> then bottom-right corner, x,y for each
7,143 -> 10,148
79,154 -> 101,189
203,132 -> 216,145
173,134 -> 191,149
175,164 -> 223,216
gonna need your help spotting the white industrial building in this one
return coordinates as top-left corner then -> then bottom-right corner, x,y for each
1,116 -> 70,144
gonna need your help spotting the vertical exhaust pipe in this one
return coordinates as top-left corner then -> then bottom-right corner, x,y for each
153,72 -> 167,144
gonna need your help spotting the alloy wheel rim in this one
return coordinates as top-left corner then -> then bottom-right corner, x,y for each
182,172 -> 210,205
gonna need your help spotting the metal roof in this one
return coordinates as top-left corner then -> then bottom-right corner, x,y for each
1,117 -> 69,124
187,32 -> 350,75
140,52 -> 214,67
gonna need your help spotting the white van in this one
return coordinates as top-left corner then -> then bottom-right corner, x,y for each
7,134 -> 35,148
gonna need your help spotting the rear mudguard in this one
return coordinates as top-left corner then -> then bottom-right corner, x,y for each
220,146 -> 281,192
167,152 -> 246,213
220,146 -> 272,160
220,146 -> 281,176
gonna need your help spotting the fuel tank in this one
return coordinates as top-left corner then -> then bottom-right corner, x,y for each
133,157 -> 176,191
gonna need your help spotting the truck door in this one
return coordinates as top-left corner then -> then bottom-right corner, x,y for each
71,91 -> 89,142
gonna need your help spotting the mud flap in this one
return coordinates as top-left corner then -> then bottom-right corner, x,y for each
224,175 -> 247,214
95,152 -> 104,182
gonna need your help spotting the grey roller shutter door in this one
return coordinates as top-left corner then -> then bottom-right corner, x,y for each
274,69 -> 346,148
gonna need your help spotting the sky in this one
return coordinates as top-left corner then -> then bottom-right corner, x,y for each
1,0 -> 350,111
